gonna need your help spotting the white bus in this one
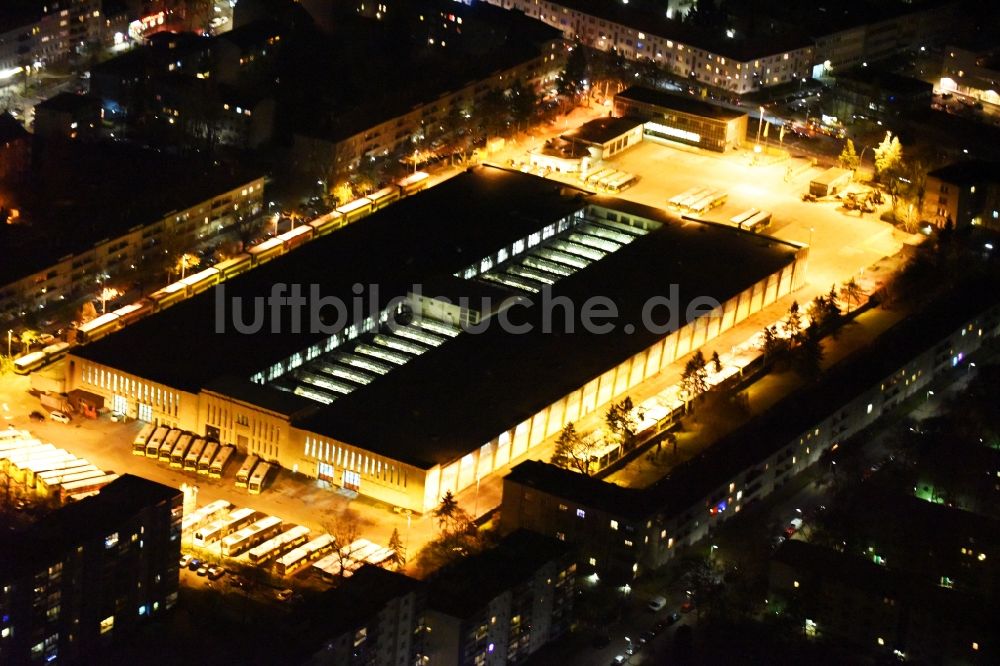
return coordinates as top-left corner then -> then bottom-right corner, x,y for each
194,518 -> 228,545
221,507 -> 258,537
145,426 -> 169,458
220,516 -> 283,557
247,462 -> 272,495
159,429 -> 182,462
14,352 -> 47,375
668,186 -> 703,207
274,534 -> 335,576
169,434 -> 193,468
248,525 -> 311,566
742,210 -> 773,232
197,441 -> 219,474
235,454 -> 259,488
183,438 -> 206,472
132,423 -> 155,455
181,499 -> 232,533
209,446 -> 234,479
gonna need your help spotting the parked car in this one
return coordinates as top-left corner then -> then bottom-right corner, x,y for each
640,630 -> 655,644
647,595 -> 667,611
179,554 -> 192,568
665,611 -> 681,626
276,588 -> 294,601
49,411 -> 71,424
207,566 -> 226,580
29,410 -> 45,422
196,564 -> 210,576
680,600 -> 695,613
187,558 -> 203,571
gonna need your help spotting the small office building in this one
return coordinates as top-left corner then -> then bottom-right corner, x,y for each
614,86 -> 748,152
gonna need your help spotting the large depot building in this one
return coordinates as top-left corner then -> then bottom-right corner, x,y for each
67,167 -> 806,513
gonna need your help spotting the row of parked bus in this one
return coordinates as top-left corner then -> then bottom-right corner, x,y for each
729,207 -> 773,233
579,167 -> 637,193
234,454 -> 272,495
74,172 -> 430,345
12,342 -> 72,375
132,424 -> 234,479
667,186 -> 728,214
0,429 -> 117,503
311,539 -> 397,583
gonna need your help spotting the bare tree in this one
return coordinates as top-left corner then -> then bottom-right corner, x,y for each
323,509 -> 362,580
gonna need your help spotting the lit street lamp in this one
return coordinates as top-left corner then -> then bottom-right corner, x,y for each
6,329 -> 11,357
925,390 -> 934,402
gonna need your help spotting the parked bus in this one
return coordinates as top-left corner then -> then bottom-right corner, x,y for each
235,454 -> 259,488
209,445 -> 234,478
607,172 -> 637,192
247,237 -> 285,265
366,185 -> 400,210
215,253 -> 253,280
197,441 -> 219,474
147,281 -> 189,310
112,301 -> 153,326
741,210 -> 773,233
307,210 -> 344,237
277,224 -> 314,252
247,462 -> 272,495
194,518 -> 228,545
397,171 -> 429,196
132,423 -> 155,455
336,197 -> 374,225
59,473 -> 118,502
220,507 -> 258,538
220,516 -> 283,557
364,547 -> 396,567
169,434 -> 193,468
181,499 -> 232,533
274,534 -> 335,576
13,352 -> 47,375
247,525 -> 311,565
729,208 -> 759,226
159,429 -> 182,462
183,438 -> 206,472
76,313 -> 121,344
145,426 -> 169,458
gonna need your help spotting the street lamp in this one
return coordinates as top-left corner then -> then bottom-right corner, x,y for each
6,329 -> 11,358
925,390 -> 934,402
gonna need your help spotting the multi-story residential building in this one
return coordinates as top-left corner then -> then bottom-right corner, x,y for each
500,285 -> 1000,580
0,475 -> 182,664
485,0 -> 814,94
425,530 -> 575,665
301,565 -> 426,666
0,140 -> 264,322
922,160 -> 1000,228
770,539 -> 996,663
33,92 -> 104,140
940,43 -> 1000,107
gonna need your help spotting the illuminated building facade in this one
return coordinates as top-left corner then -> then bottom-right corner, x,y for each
67,167 -> 805,514
0,475 -> 182,663
613,86 -> 748,152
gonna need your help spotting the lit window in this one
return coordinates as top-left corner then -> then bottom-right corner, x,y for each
972,642 -> 979,651
104,533 -> 119,549
877,637 -> 885,646
100,616 -> 114,634
610,520 -> 619,530
867,403 -> 873,414
793,581 -> 800,588
576,509 -> 586,518
588,557 -> 596,566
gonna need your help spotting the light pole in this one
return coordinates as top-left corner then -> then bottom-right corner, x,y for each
6,330 -> 11,358
925,390 -> 934,402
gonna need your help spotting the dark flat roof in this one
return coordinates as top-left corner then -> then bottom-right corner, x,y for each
0,475 -> 179,574
541,0 -> 811,60
616,86 -> 747,122
927,160 -> 1000,185
299,204 -> 799,468
72,168 -> 589,398
35,92 -> 101,114
834,67 -> 934,97
562,116 -> 644,146
427,530 -> 571,618
301,565 -> 422,637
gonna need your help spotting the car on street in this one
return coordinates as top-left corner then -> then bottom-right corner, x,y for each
207,565 -> 226,580
196,564 -> 210,576
611,656 -> 627,665
276,588 -> 294,601
179,554 -> 192,568
49,411 -> 71,424
640,630 -> 655,644
647,595 -> 667,611
187,558 -> 203,572
681,600 -> 694,613
29,411 -> 45,422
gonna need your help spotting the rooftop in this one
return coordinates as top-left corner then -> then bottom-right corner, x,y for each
34,92 -> 102,115
561,116 -> 644,146
0,140 -> 262,286
301,565 -> 422,638
616,86 -> 748,122
0,112 -> 29,144
0,474 -> 179,575
427,530 -> 571,618
833,67 -> 934,97
927,159 -> 1000,186
744,0 -> 955,40
542,0 -> 811,60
